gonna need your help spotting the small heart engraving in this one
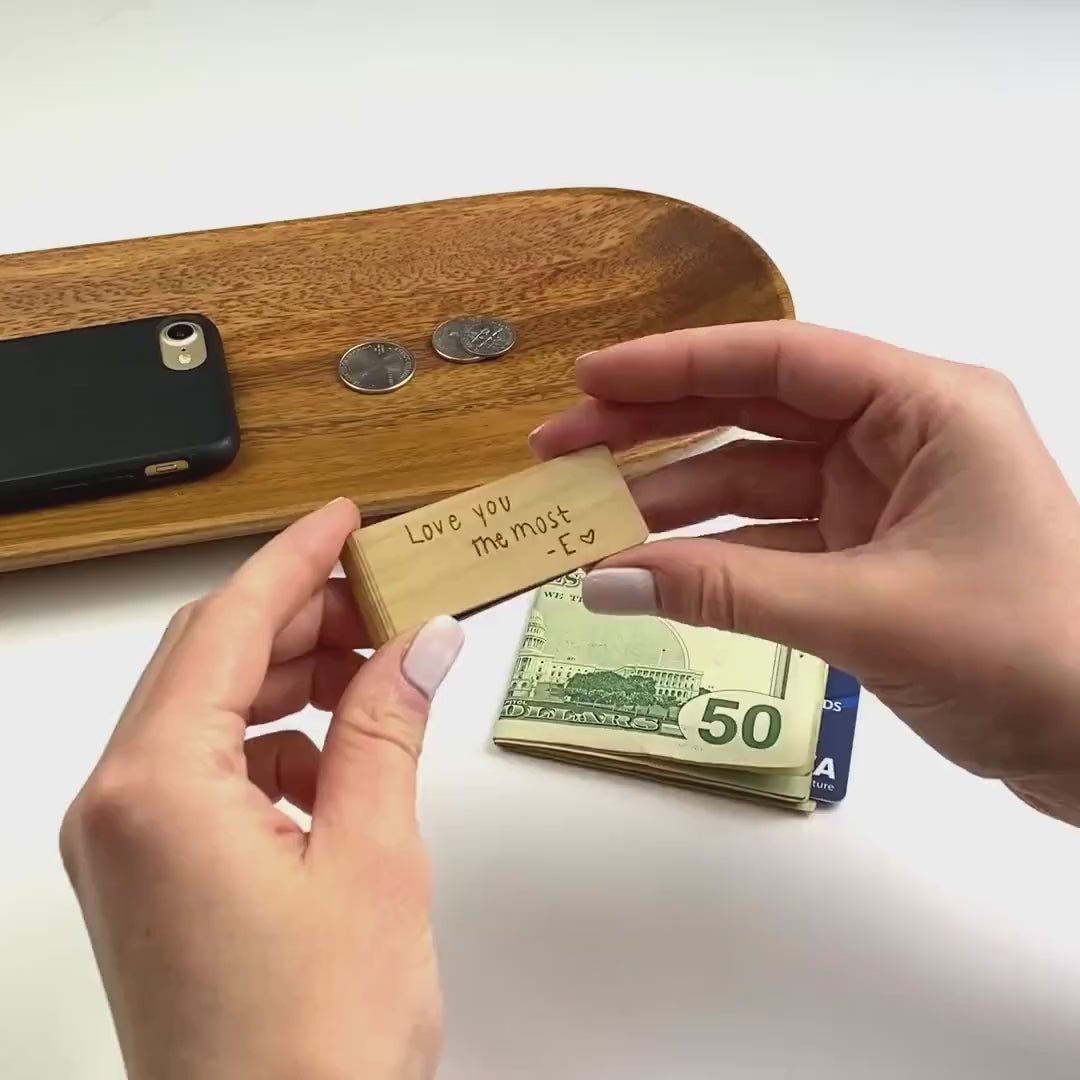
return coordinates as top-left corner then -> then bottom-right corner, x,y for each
580,529 -> 596,545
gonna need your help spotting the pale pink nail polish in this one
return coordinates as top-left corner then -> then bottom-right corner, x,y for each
402,615 -> 464,698
324,495 -> 358,514
581,568 -> 658,614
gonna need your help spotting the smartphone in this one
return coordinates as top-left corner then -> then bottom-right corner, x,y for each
0,313 -> 240,512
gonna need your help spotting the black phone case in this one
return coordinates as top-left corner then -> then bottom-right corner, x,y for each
0,313 -> 239,512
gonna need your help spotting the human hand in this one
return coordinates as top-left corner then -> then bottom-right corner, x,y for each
530,321 -> 1080,826
59,499 -> 464,1080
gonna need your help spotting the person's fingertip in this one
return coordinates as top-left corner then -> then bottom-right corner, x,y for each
527,424 -> 548,456
574,351 -> 598,379
323,496 -> 360,524
582,567 -> 659,615
528,422 -> 567,461
401,615 -> 464,699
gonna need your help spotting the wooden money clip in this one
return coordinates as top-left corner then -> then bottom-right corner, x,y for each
340,445 -> 648,645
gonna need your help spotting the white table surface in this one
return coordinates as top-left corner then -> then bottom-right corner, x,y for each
3,2 -> 1080,1077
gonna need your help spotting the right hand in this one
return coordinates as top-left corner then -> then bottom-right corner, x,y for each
530,321 -> 1080,826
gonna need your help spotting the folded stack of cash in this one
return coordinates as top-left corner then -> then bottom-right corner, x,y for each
492,569 -> 831,812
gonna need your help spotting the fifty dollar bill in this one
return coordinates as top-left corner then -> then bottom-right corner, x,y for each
492,568 -> 829,812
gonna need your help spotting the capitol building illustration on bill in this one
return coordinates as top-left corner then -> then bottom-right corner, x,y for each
508,571 -> 704,708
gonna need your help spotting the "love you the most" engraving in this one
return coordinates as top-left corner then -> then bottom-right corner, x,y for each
403,493 -> 599,562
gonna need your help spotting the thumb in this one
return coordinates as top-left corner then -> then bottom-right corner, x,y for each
310,614 -> 464,856
582,537 -> 878,668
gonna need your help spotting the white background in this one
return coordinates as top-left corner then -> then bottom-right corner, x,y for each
2,1 -> 1080,1077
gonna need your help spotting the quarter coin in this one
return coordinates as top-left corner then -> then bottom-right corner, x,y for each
338,341 -> 416,393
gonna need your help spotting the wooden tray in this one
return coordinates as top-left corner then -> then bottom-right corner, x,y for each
0,187 -> 793,573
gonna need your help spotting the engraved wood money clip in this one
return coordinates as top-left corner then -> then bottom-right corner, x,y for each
340,445 -> 649,646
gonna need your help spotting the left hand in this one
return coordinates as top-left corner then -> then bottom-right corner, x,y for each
59,498 -> 463,1080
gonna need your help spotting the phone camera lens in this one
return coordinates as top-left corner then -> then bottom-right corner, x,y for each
164,321 -> 197,343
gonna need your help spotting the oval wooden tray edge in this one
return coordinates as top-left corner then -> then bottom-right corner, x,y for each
0,185 -> 795,574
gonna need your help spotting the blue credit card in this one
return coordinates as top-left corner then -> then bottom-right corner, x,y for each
811,667 -> 861,804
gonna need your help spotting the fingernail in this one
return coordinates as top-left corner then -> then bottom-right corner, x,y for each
575,350 -> 596,370
581,568 -> 658,615
402,615 -> 464,698
528,424 -> 551,459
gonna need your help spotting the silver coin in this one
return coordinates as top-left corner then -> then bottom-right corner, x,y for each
432,316 -> 484,363
461,318 -> 516,358
338,340 -> 416,393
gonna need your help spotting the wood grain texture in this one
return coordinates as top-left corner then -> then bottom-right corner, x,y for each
0,186 -> 794,572
341,445 -> 648,645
